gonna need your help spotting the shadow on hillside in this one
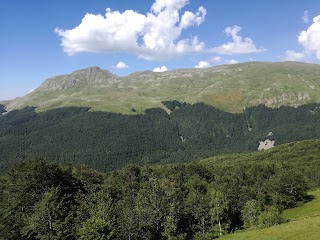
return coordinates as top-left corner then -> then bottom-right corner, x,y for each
303,194 -> 315,203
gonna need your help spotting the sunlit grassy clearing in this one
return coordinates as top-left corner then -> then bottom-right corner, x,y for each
221,189 -> 320,240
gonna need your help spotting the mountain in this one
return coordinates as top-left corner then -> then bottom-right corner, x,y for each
5,61 -> 320,113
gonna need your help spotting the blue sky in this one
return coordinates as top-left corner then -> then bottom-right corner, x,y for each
1,0 -> 320,100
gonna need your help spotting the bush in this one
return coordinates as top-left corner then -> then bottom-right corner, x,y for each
258,207 -> 283,228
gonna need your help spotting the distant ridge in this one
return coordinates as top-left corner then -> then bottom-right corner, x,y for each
5,61 -> 320,113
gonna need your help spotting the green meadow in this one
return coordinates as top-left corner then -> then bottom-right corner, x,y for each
221,188 -> 320,240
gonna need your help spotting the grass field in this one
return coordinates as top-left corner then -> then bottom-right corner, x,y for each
221,189 -> 320,240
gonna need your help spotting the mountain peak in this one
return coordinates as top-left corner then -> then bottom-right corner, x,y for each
82,66 -> 101,73
72,66 -> 115,77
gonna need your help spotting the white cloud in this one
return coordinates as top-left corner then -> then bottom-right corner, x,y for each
153,66 -> 168,72
298,15 -> 320,60
55,0 -> 206,60
180,6 -> 206,29
284,50 -> 306,61
212,25 -> 265,55
115,61 -> 129,69
210,56 -> 222,63
224,59 -> 239,64
151,0 -> 188,14
302,10 -> 309,24
195,61 -> 210,68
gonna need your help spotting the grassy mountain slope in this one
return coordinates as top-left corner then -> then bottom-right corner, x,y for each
5,61 -> 320,113
0,101 -> 10,106
200,139 -> 320,166
220,188 -> 320,240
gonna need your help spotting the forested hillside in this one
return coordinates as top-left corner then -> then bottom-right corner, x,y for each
1,139 -> 320,239
1,102 -> 320,173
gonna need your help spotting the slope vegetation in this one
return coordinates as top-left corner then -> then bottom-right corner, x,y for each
1,102 -> 320,173
5,62 -> 320,113
1,140 -> 320,239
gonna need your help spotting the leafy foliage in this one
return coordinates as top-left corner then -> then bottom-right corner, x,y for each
0,139 -> 319,239
221,188 -> 320,240
0,159 -> 79,239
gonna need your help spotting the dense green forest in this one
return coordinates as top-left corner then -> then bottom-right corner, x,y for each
1,102 -> 320,174
1,139 -> 320,239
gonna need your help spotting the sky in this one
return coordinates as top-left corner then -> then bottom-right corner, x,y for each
1,0 -> 320,100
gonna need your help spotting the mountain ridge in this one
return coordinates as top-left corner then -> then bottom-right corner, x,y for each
5,61 -> 320,113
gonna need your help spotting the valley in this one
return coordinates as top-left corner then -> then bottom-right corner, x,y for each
1,62 -> 320,239
3,0 -> 320,239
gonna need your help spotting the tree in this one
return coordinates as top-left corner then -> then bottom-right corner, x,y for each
208,188 -> 229,237
162,215 -> 186,240
241,199 -> 261,229
258,207 -> 282,228
78,216 -> 114,240
0,159 -> 79,239
22,187 -> 70,239
116,196 -> 139,240
74,171 -> 115,239
270,167 -> 308,209
184,176 -> 211,238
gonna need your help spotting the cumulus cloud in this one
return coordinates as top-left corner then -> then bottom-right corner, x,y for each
302,11 -> 309,24
153,66 -> 168,72
298,15 -> 320,60
195,61 -> 210,68
284,50 -> 306,61
115,61 -> 129,69
224,59 -> 239,64
212,25 -> 265,55
180,6 -> 206,29
55,0 -> 206,60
